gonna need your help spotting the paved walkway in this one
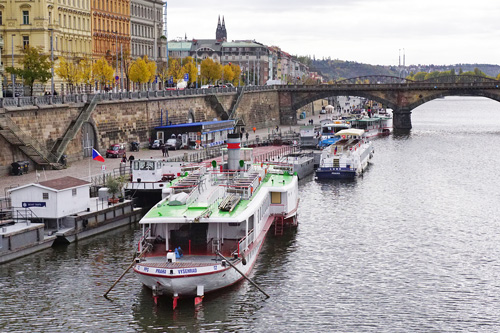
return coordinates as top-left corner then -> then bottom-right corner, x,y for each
0,113 -> 327,196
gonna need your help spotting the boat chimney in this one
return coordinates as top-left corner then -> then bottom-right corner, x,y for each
227,133 -> 241,171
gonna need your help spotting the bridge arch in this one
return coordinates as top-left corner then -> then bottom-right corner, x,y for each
277,75 -> 500,129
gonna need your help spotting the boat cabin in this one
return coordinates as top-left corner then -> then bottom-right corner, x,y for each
153,120 -> 235,149
8,176 -> 91,230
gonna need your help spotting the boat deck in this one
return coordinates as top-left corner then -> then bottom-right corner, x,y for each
140,253 -> 238,268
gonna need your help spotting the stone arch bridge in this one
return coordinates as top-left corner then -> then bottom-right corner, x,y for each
275,75 -> 500,129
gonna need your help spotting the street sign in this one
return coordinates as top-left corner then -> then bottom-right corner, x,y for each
168,76 -> 174,84
154,76 -> 158,84
197,65 -> 201,75
184,73 -> 189,81
22,202 -> 47,208
115,75 -> 119,81
101,165 -> 106,172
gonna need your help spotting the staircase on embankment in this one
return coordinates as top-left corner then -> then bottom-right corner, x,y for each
0,113 -> 63,169
50,94 -> 99,161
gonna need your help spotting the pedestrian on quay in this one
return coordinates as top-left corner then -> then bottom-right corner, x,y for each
121,153 -> 127,164
245,132 -> 249,141
128,154 -> 135,168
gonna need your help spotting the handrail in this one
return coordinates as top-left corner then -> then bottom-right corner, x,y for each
0,113 -> 60,165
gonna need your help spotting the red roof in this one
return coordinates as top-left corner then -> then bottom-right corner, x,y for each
39,176 -> 90,190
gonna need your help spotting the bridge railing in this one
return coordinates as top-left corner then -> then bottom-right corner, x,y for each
0,85 -> 279,108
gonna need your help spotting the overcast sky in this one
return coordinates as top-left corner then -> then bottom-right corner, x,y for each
166,0 -> 500,66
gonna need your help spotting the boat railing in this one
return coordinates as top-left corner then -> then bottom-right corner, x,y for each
10,206 -> 42,224
138,226 -> 151,253
232,228 -> 254,257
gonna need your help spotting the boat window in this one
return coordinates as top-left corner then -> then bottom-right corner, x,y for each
133,161 -> 140,170
138,161 -> 155,170
271,192 -> 281,204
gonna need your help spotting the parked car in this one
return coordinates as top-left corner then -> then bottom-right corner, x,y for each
149,139 -> 162,149
165,138 -> 182,150
106,144 -> 126,158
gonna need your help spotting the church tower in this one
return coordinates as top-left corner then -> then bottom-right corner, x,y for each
216,16 -> 227,41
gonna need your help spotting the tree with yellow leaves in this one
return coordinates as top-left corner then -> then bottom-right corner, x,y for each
92,57 -> 114,91
78,58 -> 93,93
129,56 -> 156,90
181,57 -> 198,86
167,58 -> 183,83
222,64 -> 234,84
157,61 -> 169,89
55,57 -> 80,93
229,63 -> 241,86
200,58 -> 221,85
144,55 -> 157,85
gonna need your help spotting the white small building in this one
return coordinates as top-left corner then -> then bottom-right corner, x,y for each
8,176 -> 91,229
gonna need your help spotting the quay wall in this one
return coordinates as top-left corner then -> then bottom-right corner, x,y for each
0,90 -> 281,176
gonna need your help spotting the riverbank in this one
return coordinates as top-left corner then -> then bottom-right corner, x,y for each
0,114 -> 330,194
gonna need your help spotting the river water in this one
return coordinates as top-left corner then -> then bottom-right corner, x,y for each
2,96 -> 500,332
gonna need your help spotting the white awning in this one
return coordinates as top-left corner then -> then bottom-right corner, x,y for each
335,129 -> 365,137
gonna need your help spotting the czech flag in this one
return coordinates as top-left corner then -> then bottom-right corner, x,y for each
92,148 -> 105,162
334,146 -> 337,155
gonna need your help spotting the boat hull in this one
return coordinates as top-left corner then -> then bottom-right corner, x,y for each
315,168 -> 357,179
134,231 -> 266,297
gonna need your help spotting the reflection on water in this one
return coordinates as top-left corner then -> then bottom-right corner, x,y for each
2,97 -> 500,331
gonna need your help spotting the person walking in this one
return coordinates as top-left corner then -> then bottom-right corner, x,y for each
245,132 -> 249,142
128,154 -> 135,168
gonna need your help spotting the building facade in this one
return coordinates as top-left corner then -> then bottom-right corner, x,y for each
0,0 -> 92,94
130,0 -> 166,62
91,0 -> 130,61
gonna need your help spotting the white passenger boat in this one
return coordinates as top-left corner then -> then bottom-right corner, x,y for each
125,159 -> 188,192
317,121 -> 351,148
315,129 -> 374,179
299,125 -> 320,147
349,114 -> 392,138
133,134 -> 299,308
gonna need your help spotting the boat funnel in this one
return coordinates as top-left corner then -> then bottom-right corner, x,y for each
227,133 -> 241,171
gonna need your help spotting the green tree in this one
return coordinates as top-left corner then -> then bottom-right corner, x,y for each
424,71 -> 441,80
92,57 -> 114,90
5,45 -> 52,96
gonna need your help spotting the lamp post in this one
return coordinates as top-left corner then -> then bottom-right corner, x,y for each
115,31 -> 118,92
120,44 -> 123,92
11,34 -> 15,96
49,29 -> 54,97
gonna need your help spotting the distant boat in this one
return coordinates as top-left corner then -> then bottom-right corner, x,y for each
317,121 -> 351,148
315,129 -> 374,179
347,114 -> 393,138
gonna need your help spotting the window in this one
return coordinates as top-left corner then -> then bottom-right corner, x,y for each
72,188 -> 77,196
23,36 -> 29,48
43,193 -> 49,200
271,192 -> 281,204
0,11 -> 3,25
23,11 -> 29,25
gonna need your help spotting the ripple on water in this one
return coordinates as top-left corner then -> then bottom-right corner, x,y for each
2,97 -> 500,331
